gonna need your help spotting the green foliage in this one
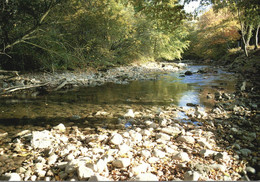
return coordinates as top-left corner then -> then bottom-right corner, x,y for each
0,0 -> 189,71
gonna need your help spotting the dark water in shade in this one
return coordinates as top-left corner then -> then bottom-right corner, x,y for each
0,64 -> 237,131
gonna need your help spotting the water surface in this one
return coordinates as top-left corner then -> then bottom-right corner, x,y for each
0,64 -> 237,133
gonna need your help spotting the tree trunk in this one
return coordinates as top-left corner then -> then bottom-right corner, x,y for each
246,24 -> 253,47
237,8 -> 249,57
241,26 -> 249,57
255,24 -> 260,50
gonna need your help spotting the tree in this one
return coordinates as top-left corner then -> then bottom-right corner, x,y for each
185,0 -> 260,57
185,8 -> 240,60
130,0 -> 189,60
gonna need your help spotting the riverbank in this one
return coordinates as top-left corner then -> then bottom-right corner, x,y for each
0,60 -> 259,181
0,62 -> 185,97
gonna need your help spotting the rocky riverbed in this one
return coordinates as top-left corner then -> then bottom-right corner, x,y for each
0,61 -> 259,181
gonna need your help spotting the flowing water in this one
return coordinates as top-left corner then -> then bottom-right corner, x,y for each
0,64 -> 237,134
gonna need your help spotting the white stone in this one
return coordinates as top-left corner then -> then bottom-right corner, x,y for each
172,152 -> 190,161
130,132 -> 142,142
131,163 -> 151,175
145,121 -> 157,128
96,135 -> 107,142
184,171 -> 201,181
77,166 -> 94,180
160,118 -> 168,127
37,169 -> 47,178
112,158 -> 131,168
161,127 -> 181,136
153,149 -> 166,158
65,153 -> 75,161
141,150 -> 151,158
95,111 -> 109,116
53,123 -> 66,132
35,163 -> 44,170
155,133 -> 171,141
6,173 -> 21,181
31,130 -> 53,149
177,136 -> 195,144
110,133 -> 123,145
122,132 -> 130,138
197,138 -> 212,149
92,148 -> 105,155
124,109 -> 135,118
57,162 -> 68,169
102,154 -> 114,163
148,157 -> 159,164
48,154 -> 58,165
130,173 -> 158,181
95,159 -> 107,173
141,129 -> 151,136
31,175 -> 37,181
165,146 -> 177,155
16,167 -> 26,173
60,135 -> 69,143
119,144 -> 131,155
199,149 -> 217,157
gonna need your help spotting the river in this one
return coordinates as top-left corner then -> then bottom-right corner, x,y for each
0,63 -> 237,135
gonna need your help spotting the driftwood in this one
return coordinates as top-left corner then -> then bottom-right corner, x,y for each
54,79 -> 68,91
0,70 -> 19,76
0,82 -> 49,95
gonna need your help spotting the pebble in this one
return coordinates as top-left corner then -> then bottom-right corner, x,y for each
37,169 -> 47,178
31,175 -> 37,181
199,149 -> 217,157
160,127 -> 181,136
240,148 -> 252,157
130,132 -> 142,142
172,152 -> 190,161
233,143 -> 241,150
31,130 -> 53,149
58,171 -> 68,179
77,166 -> 94,180
141,150 -> 151,158
53,123 -> 66,132
245,166 -> 256,174
155,133 -> 171,141
124,109 -> 135,118
112,158 -> 131,168
110,133 -> 123,145
148,157 -> 159,164
197,138 -> 212,149
184,171 -> 201,181
95,159 -> 107,173
5,173 -> 21,181
48,154 -> 58,165
131,163 -> 151,175
177,135 -> 195,144
153,149 -> 166,158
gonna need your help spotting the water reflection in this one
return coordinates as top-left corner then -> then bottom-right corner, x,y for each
0,65 -> 237,129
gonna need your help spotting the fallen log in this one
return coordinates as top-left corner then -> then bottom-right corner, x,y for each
0,82 -> 49,95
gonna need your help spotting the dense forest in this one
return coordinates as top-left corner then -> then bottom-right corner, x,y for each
0,0 -> 259,71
